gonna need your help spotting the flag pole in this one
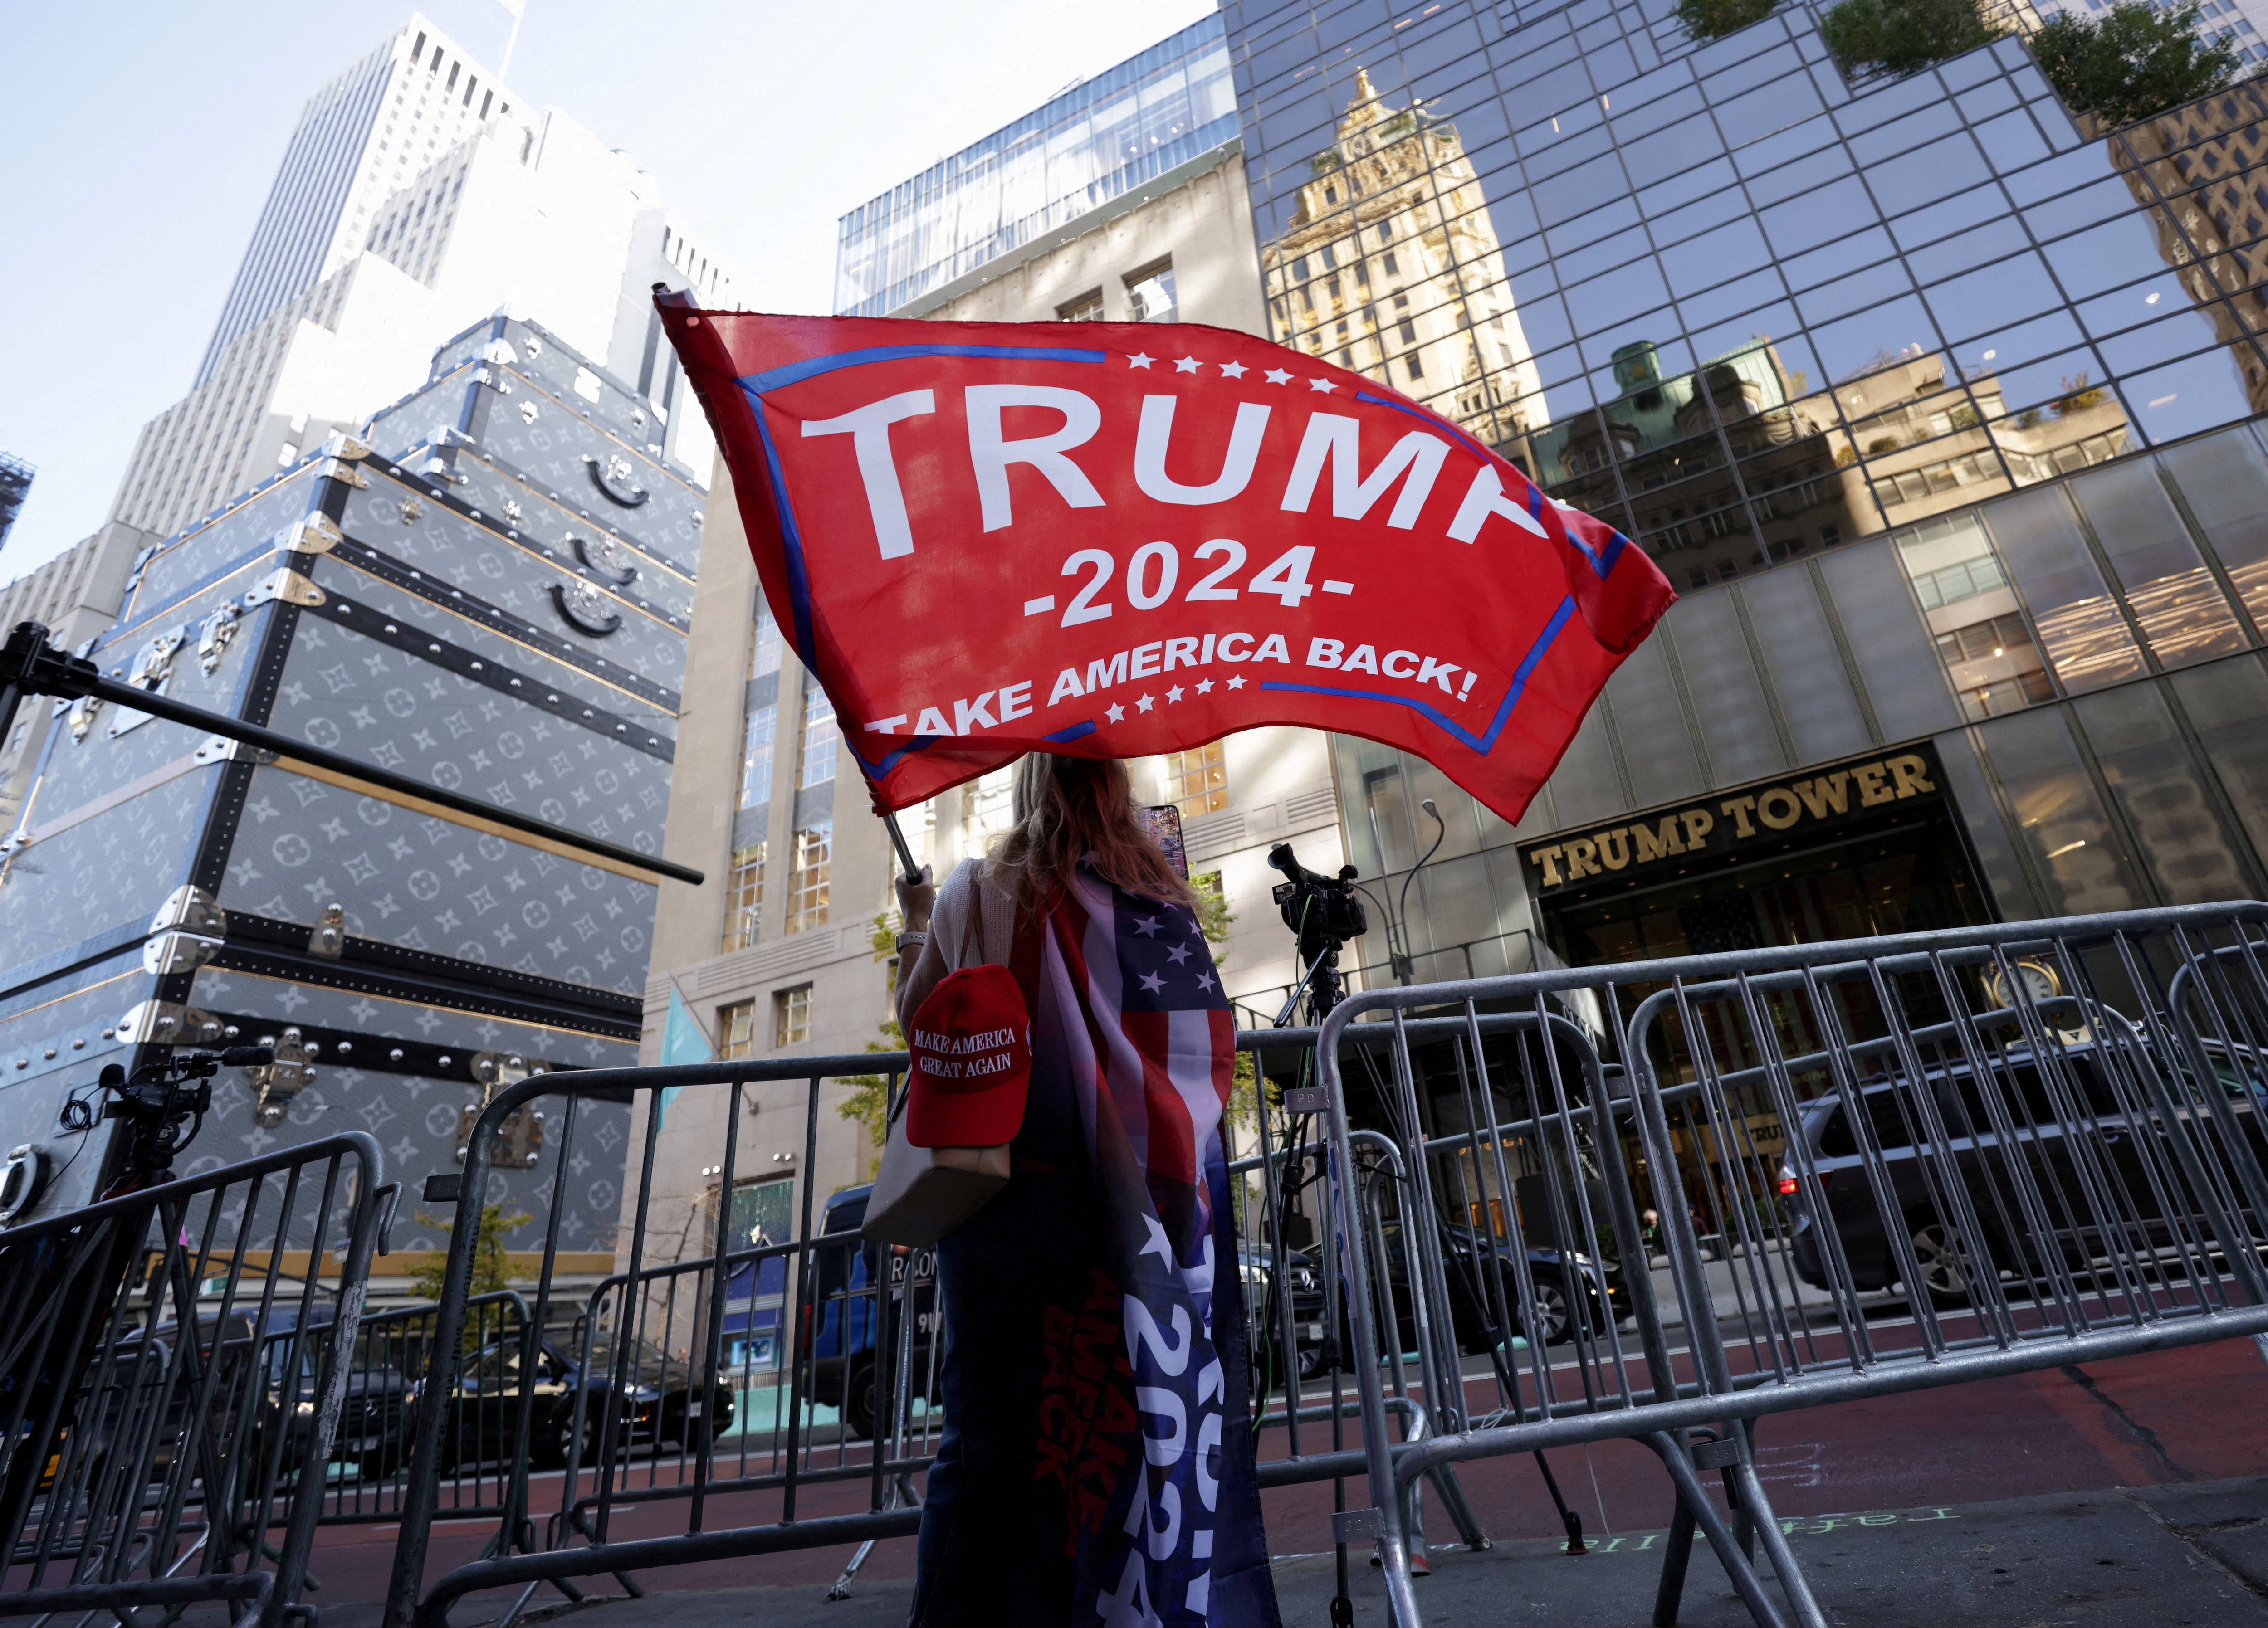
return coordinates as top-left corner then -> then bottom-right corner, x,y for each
883,810 -> 924,885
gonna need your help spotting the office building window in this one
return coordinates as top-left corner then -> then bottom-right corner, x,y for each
719,1000 -> 759,1059
750,597 -> 782,678
799,683 -> 837,787
1164,741 -> 1229,818
739,705 -> 775,808
1057,289 -> 1105,321
965,767 -> 1015,846
1125,259 -> 1177,322
722,841 -> 765,952
787,822 -> 831,931
774,984 -> 813,1047
728,1175 -> 793,1249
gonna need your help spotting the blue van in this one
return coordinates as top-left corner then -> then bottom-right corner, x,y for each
805,1184 -> 938,1439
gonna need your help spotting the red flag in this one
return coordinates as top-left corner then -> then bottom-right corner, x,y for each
661,299 -> 1674,825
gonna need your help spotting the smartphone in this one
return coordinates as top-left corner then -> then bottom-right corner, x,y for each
1138,804 -> 1188,880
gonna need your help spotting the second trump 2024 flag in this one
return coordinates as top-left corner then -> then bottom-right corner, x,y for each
660,296 -> 1675,824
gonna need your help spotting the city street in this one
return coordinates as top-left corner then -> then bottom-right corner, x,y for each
309,1331 -> 2268,1613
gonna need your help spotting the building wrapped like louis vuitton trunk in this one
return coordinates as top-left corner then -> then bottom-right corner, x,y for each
0,315 -> 710,1256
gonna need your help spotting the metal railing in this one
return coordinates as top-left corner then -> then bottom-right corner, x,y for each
384,1034 -> 1499,1628
0,1135 -> 384,1628
1317,901 -> 2268,1628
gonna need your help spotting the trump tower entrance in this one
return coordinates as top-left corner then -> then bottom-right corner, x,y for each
1520,743 -> 1995,1241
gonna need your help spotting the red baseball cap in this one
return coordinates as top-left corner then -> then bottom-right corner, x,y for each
905,964 -> 1031,1148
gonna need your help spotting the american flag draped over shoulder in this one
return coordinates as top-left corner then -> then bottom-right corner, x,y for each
1031,866 -> 1280,1628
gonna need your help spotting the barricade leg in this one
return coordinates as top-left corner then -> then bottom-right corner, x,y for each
1726,1457 -> 1826,1628
1651,1495 -> 1699,1628
1643,1433 -> 1789,1628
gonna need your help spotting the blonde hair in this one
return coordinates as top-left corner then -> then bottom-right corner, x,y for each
985,754 -> 1195,911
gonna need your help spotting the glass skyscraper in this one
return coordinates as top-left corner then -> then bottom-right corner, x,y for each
1221,0 -> 2268,996
833,15 -> 1239,317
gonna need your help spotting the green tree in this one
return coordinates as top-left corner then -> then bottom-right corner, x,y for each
1819,0 -> 2004,83
2032,1 -> 2239,129
1674,0 -> 1782,41
837,911 -> 908,1177
408,1204 -> 531,1302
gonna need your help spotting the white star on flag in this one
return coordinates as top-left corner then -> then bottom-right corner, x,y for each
1220,361 -> 1248,378
1196,970 -> 1217,992
1128,353 -> 1154,369
1139,970 -> 1167,992
1309,378 -> 1338,392
1139,1214 -> 1175,1262
1136,693 -> 1155,711
1166,942 -> 1192,964
1106,702 -> 1125,721
1167,685 -> 1184,702
1196,678 -> 1214,693
1174,356 -> 1201,373
1227,675 -> 1246,688
1133,916 -> 1163,936
1265,368 -> 1293,385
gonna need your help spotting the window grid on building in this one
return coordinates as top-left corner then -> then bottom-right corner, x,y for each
773,984 -> 813,1047
739,706 -> 775,809
750,597 -> 782,678
1165,742 -> 1230,818
799,682 -> 838,788
719,999 -> 759,1059
787,821 -> 832,932
1238,13 -> 2268,598
722,841 -> 765,953
832,15 -> 1236,317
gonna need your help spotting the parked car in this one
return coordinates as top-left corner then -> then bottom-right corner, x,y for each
1239,1243 -> 1332,1384
100,1302 -> 409,1478
1783,1037 -> 2267,1306
416,1326 -> 732,1469
1376,1218 -> 1628,1350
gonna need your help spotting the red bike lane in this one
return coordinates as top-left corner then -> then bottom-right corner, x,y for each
311,1331 -> 2268,1607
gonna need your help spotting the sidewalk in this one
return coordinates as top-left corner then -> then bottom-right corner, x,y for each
344,1474 -> 2268,1628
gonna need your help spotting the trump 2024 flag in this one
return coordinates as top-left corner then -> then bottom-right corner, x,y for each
661,297 -> 1674,824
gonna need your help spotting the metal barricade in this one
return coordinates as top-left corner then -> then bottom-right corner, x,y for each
1316,902 -> 2268,1628
390,1038 -> 1431,1628
385,1055 -> 933,1628
302,1292 -> 538,1557
0,1134 -> 384,1628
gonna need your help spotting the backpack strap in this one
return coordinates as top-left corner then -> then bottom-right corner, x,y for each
960,863 -> 985,965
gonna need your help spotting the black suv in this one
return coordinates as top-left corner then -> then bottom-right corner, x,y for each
1783,1037 -> 2266,1306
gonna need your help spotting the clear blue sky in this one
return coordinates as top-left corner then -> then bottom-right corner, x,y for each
0,0 -> 1213,581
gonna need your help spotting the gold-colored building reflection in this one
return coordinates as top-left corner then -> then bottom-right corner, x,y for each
1535,339 -> 2136,591
2101,83 -> 2268,416
1260,69 -> 1541,453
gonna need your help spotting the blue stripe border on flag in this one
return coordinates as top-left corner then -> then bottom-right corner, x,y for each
1260,595 -> 1576,756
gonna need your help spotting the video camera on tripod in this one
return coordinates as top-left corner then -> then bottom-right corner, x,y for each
1268,843 -> 1369,1026
57,1045 -> 275,1196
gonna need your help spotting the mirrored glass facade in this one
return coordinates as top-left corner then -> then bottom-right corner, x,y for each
1219,0 -> 2268,992
833,15 -> 1238,316
1228,1 -> 2268,581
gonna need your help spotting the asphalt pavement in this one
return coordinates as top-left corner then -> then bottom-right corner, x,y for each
308,1331 -> 2268,1624
325,1476 -> 2268,1627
